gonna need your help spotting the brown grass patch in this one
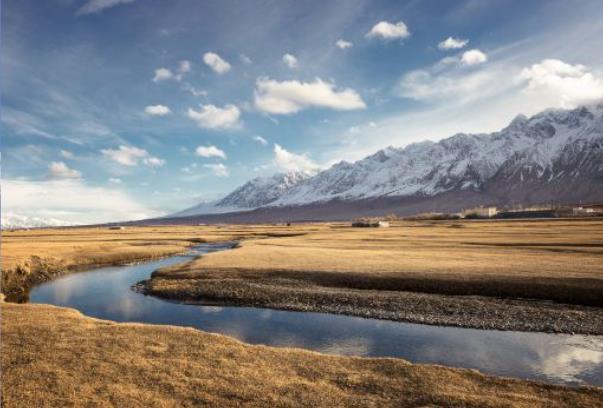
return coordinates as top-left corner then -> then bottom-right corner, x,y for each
149,219 -> 603,306
0,224 -> 316,301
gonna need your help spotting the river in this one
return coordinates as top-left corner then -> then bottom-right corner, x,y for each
29,243 -> 603,387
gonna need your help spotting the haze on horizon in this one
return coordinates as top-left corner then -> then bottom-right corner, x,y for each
2,0 -> 603,226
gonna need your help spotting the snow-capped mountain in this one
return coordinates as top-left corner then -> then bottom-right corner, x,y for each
173,103 -> 603,219
173,170 -> 312,217
1,213 -> 73,230
272,104 -> 603,206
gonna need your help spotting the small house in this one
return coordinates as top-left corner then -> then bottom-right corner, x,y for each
352,218 -> 390,228
462,206 -> 498,218
573,204 -> 603,216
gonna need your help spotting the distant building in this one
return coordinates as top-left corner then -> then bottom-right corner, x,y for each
352,218 -> 390,228
109,226 -> 126,230
462,206 -> 498,218
573,204 -> 603,216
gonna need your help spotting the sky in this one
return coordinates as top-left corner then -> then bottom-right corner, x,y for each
2,0 -> 603,225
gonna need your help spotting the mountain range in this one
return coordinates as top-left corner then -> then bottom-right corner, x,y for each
169,103 -> 603,222
5,103 -> 601,228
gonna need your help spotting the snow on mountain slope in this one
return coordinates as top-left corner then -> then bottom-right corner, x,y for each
174,103 -> 603,217
271,103 -> 603,206
172,171 -> 312,217
1,213 -> 73,229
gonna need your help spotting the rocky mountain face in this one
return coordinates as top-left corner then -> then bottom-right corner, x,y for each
174,103 -> 603,219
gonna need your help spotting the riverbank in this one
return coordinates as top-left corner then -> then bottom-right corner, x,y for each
143,276 -> 603,334
3,301 -> 602,407
144,219 -> 603,334
0,225 -> 302,302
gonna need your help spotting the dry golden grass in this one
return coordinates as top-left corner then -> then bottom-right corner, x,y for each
0,224 -> 318,300
178,219 -> 603,279
150,219 -> 603,307
3,301 -> 602,408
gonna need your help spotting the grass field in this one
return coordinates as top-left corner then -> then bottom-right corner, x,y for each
146,219 -> 603,333
0,224 -> 306,301
3,301 -> 602,408
3,220 -> 603,406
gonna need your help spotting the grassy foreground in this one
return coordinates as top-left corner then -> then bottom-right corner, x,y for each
146,219 -> 603,333
3,301 -> 602,408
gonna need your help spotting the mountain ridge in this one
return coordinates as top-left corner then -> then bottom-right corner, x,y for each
173,102 -> 603,219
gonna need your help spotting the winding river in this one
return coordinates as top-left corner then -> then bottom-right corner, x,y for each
29,243 -> 603,387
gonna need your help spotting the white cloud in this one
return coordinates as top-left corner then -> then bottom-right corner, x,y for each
60,149 -> 74,159
144,104 -> 171,116
101,145 -> 164,167
336,39 -> 353,49
204,163 -> 229,177
182,83 -> 208,97
178,60 -> 191,73
175,60 -> 191,81
460,49 -> 488,65
153,68 -> 174,82
273,144 -> 319,174
253,135 -> 268,145
145,157 -> 165,167
153,62 -> 189,83
203,52 -> 231,74
282,53 -> 298,68
109,177 -> 122,184
49,161 -> 82,179
366,21 -> 410,41
254,77 -> 366,115
187,104 -> 241,129
1,178 -> 160,225
195,145 -> 227,159
519,59 -> 603,108
240,54 -> 252,64
76,0 -> 135,16
438,37 -> 469,50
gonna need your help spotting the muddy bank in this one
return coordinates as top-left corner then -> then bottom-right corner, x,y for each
142,271 -> 603,335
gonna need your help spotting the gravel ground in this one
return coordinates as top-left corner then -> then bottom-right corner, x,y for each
141,277 -> 603,335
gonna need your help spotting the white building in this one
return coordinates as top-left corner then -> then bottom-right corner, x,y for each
462,206 -> 498,218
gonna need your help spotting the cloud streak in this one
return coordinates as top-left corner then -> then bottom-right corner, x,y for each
101,145 -> 165,167
76,0 -> 135,16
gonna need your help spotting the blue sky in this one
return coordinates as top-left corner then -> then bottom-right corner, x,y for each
3,0 -> 603,225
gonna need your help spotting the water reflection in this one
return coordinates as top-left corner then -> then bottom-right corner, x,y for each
29,244 -> 603,386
